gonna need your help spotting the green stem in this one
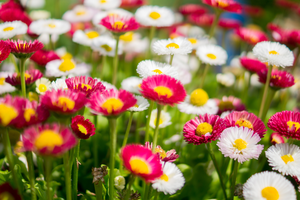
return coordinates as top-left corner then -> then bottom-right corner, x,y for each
94,181 -> 103,200
124,175 -> 135,200
49,34 -> 53,50
37,156 -> 44,177
112,36 -> 120,86
208,10 -> 221,38
152,104 -> 162,152
145,101 -> 154,142
147,26 -> 156,59
93,115 -> 99,167
261,88 -> 276,122
72,140 -> 80,200
169,54 -> 174,66
206,143 -> 228,200
10,54 -> 19,73
258,65 -> 273,120
200,64 -> 210,88
122,112 -> 134,147
44,157 -> 52,200
100,55 -> 106,80
291,46 -> 300,74
26,151 -> 37,200
143,183 -> 150,200
108,118 -> 117,199
242,72 -> 252,104
19,58 -> 27,97
135,112 -> 142,143
230,161 -> 239,200
153,191 -> 159,200
63,152 -> 72,200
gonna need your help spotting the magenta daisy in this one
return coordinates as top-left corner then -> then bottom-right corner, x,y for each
257,69 -> 295,89
145,142 -> 179,162
218,18 -> 241,30
179,4 -> 207,15
100,15 -> 139,33
30,49 -> 60,66
268,111 -> 300,140
40,89 -> 86,115
5,69 -> 43,88
270,132 -> 285,145
140,74 -> 186,106
203,0 -> 242,13
224,111 -> 267,138
235,27 -> 268,45
88,89 -> 137,117
21,123 -> 77,156
6,39 -> 43,59
215,96 -> 246,115
71,115 -> 95,139
121,144 -> 163,182
0,40 -> 11,63
240,57 -> 267,74
183,114 -> 227,145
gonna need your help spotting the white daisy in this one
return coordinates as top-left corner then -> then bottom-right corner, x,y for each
128,95 -> 149,112
0,21 -> 28,39
29,10 -> 51,20
217,126 -> 264,163
136,60 -> 179,79
35,77 -> 52,94
196,44 -> 228,66
92,8 -> 133,28
265,143 -> 300,177
177,89 -> 218,115
243,171 -> 296,200
152,162 -> 185,195
62,5 -> 98,23
152,38 -> 192,56
45,59 -> 91,77
37,33 -> 59,45
84,0 -> 121,10
120,76 -> 142,94
73,29 -> 100,47
150,109 -> 172,129
253,41 -> 294,68
216,72 -> 235,87
135,6 -> 175,27
91,35 -> 123,57
0,72 -> 16,95
175,25 -> 205,39
29,19 -> 71,35
55,47 -> 73,59
20,0 -> 45,9
120,32 -> 149,54
51,78 -> 68,90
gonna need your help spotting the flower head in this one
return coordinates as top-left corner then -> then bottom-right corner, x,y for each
0,182 -> 22,200
121,0 -> 144,8
216,72 -> 235,87
84,0 -> 121,10
121,76 -> 142,94
29,19 -> 71,35
91,35 -> 123,57
71,115 -> 95,139
137,60 -> 179,79
62,5 -> 98,23
270,132 -> 285,145
215,96 -> 246,115
21,123 -> 77,156
0,21 -> 28,39
140,74 -> 186,106
100,15 -> 139,33
196,44 -> 227,65
240,57 -> 267,73
188,13 -> 214,27
150,109 -> 172,129
128,95 -> 149,112
152,38 -> 192,56
6,39 -> 44,59
121,144 -> 163,182
5,69 -> 43,88
45,59 -> 91,77
73,29 -> 100,47
30,49 -> 60,66
114,176 -> 125,190
258,68 -> 295,89
145,142 -> 179,162
218,18 -> 241,30
235,27 -> 268,45
0,72 -> 15,94
179,4 -> 207,15
0,40 -> 11,63
0,8 -> 32,26
267,23 -> 296,48
203,0 -> 242,13
36,77 -> 52,94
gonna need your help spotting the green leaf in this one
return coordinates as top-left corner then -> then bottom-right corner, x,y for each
177,164 -> 193,182
0,170 -> 11,184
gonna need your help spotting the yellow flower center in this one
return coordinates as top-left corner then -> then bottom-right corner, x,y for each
77,83 -> 92,91
101,44 -> 113,52
38,84 -> 48,93
0,104 -> 18,126
166,43 -> 179,49
235,119 -> 253,130
18,73 -> 31,80
195,122 -> 213,136
99,0 -> 107,3
134,104 -> 139,108
287,121 -> 300,131
101,98 -> 124,114
24,108 -> 36,122
218,100 -> 234,110
0,77 -> 5,85
153,86 -> 173,98
129,158 -> 150,174
155,147 -> 167,159
261,186 -> 279,200
269,50 -> 278,55
85,31 -> 99,39
120,32 -> 134,42
3,26 -> 14,32
218,0 -> 229,7
58,59 -> 75,72
0,192 -> 14,200
34,130 -> 63,150
48,23 -> 56,28
76,11 -> 86,16
188,38 -> 197,44
149,11 -> 161,20
207,53 -> 217,60
113,21 -> 125,30
152,69 -> 163,74
61,53 -> 73,60
281,154 -> 294,164
233,138 -> 247,151
56,96 -> 75,111
78,124 -> 88,135
160,173 -> 169,182
190,89 -> 209,106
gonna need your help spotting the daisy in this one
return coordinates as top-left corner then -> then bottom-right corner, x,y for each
179,4 -> 207,15
98,79 -> 117,90
29,19 -> 71,35
73,30 -> 100,47
71,115 -> 95,139
20,0 -> 45,9
253,41 -> 294,67
0,183 -> 22,200
35,77 -> 52,95
137,60 -> 179,79
150,109 -> 172,129
84,0 -> 121,10
224,111 -> 266,138
218,18 -> 241,30
0,40 -> 11,63
152,162 -> 185,195
51,78 -> 68,90
128,95 -> 149,112
121,0 -> 144,8
243,171 -> 296,200
100,15 -> 139,33
257,69 -> 295,89
215,96 -> 246,115
62,5 -> 98,23
270,132 -> 285,145
140,74 -> 186,106
203,0 -> 242,13
21,123 -> 77,156
120,32 -> 149,55
217,126 -> 264,163
196,44 -> 227,65
152,38 -> 192,56
92,8 -> 133,28
235,27 -> 268,45
30,49 -> 60,66
87,89 -> 137,117
216,72 -> 235,87
6,39 -> 44,59
0,21 -> 28,39
121,144 -> 163,182
268,111 -> 300,140
178,89 -> 218,115
0,8 -> 32,27
183,114 -> 227,145
240,57 -> 267,74
188,13 -> 214,27
135,6 -> 175,27
0,72 -> 16,95
91,35 -> 123,57
120,76 -> 142,94
5,69 -> 43,88
145,142 -> 179,162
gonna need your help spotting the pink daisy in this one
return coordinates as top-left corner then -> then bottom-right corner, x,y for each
218,18 -> 241,30
5,69 -> 43,88
258,69 -> 295,89
0,40 -> 11,63
87,89 -> 136,116
183,114 -> 227,145
179,4 -> 207,15
240,57 -> 267,74
235,27 -> 268,45
270,132 -> 285,145
215,96 -> 246,115
121,144 -> 163,182
6,39 -> 43,59
188,13 -> 214,27
203,0 -> 242,13
71,115 -> 95,139
145,142 -> 179,162
100,15 -> 139,33
268,111 -> 300,140
21,123 -> 77,156
224,111 -> 267,138
140,74 -> 186,106
120,0 -> 144,8
30,49 -> 60,66
0,8 -> 32,26
40,89 -> 86,115
267,23 -> 296,49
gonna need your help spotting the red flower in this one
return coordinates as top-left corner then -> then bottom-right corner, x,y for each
215,96 -> 246,115
270,132 -> 285,145
203,0 -> 242,13
0,8 -> 32,26
240,57 -> 267,73
0,0 -> 23,12
257,69 -> 295,89
71,115 -> 95,139
0,40 -> 11,63
121,0 -> 144,8
6,39 -> 43,59
30,49 -> 60,66
243,5 -> 264,17
144,142 -> 179,162
0,182 -> 21,200
267,23 -> 296,49
179,4 -> 207,15
218,18 -> 241,30
235,27 -> 268,45
100,15 -> 139,33
5,69 -> 43,87
188,13 -> 214,27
